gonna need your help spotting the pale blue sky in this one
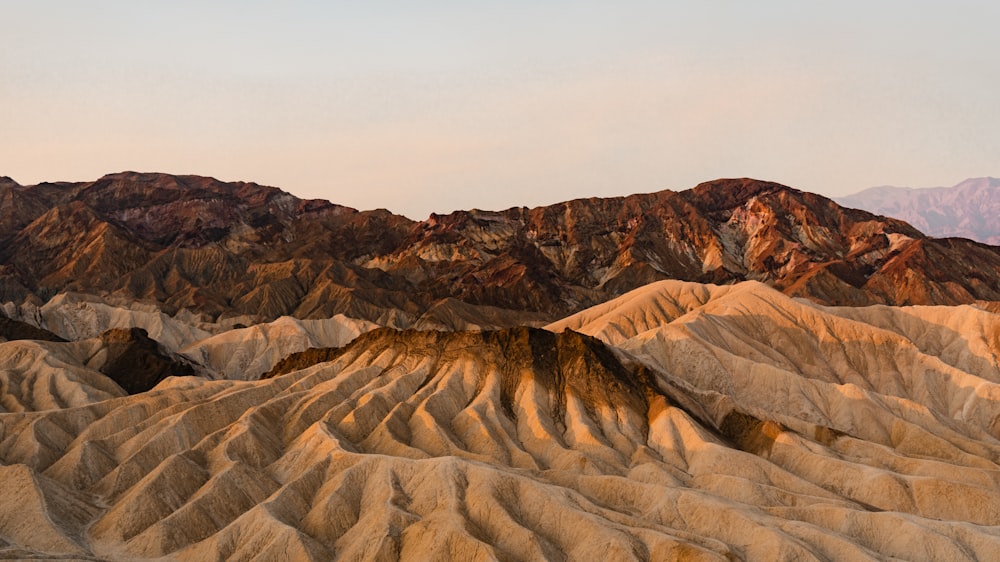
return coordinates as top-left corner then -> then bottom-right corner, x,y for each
3,1 -> 998,218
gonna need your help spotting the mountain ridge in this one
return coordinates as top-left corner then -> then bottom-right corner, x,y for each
837,177 -> 1000,244
2,172 -> 998,328
2,168 -> 1000,559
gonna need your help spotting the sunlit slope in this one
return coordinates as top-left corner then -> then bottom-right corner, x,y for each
0,326 -> 198,412
550,280 -> 1000,436
180,315 -> 376,380
7,295 -> 379,381
1,302 -> 999,559
551,280 -> 1000,531
0,338 -> 126,412
546,280 -> 736,345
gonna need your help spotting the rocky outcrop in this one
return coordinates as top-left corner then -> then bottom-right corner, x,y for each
264,327 -> 655,421
262,346 -> 348,379
97,327 -> 196,394
1,173 -> 998,328
0,313 -> 65,343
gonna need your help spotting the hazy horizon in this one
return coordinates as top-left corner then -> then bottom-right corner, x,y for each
4,1 -> 998,218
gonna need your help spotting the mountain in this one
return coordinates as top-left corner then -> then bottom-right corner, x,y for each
1,172 -> 999,331
1,280 -> 999,560
2,172 -> 1000,560
837,177 -> 1000,245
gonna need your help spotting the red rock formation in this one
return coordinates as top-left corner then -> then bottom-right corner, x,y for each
1,172 -> 997,324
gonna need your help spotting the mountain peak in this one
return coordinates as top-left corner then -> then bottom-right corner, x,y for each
838,177 -> 1000,244
689,177 -> 797,210
0,173 -> 998,327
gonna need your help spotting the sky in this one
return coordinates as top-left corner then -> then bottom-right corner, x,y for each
3,1 -> 999,219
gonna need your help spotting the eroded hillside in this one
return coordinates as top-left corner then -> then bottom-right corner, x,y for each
1,281 -> 999,560
2,173 -> 999,329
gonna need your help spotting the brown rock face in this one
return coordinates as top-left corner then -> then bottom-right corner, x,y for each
0,172 -> 997,324
263,346 -> 347,379
263,326 -> 653,421
98,327 -> 196,394
0,314 -> 65,342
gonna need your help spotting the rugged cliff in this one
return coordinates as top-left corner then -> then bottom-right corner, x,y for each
2,173 -> 998,328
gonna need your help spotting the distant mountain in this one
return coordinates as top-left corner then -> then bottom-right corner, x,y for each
837,177 -> 1000,245
1,173 -> 1000,330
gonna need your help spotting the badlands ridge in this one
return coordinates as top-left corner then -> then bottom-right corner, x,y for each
2,280 -> 1000,560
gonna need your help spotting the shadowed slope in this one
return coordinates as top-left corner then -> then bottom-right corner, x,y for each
0,325 -> 198,411
98,328 -> 197,394
0,313 -> 65,343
